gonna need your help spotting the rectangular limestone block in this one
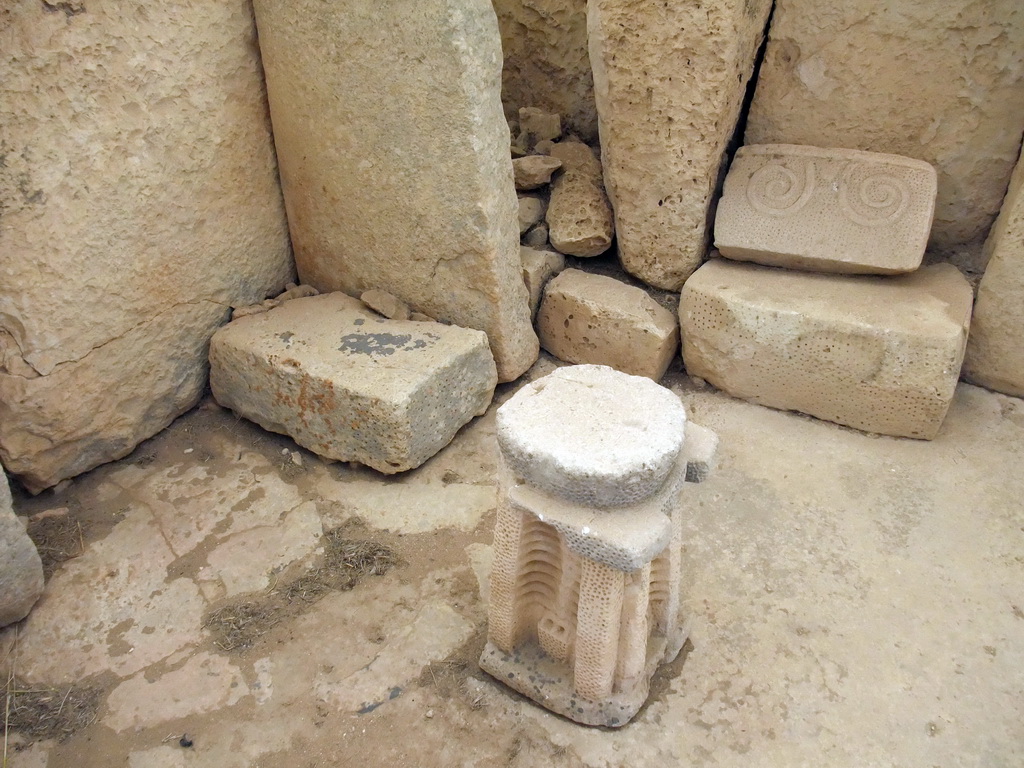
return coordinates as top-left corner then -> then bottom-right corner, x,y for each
537,269 -> 679,380
744,0 -> 1024,258
252,0 -> 538,382
680,259 -> 973,439
0,1 -> 292,492
963,152 -> 1024,396
209,293 -> 497,473
588,0 -> 773,289
715,145 -> 937,274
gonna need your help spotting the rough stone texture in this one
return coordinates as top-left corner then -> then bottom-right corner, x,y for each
681,423 -> 720,484
0,0 -> 293,492
493,0 -> 597,142
361,289 -> 411,321
518,195 -> 547,235
546,141 -> 614,258
254,0 -> 537,383
715,145 -> 937,274
523,222 -> 550,249
680,259 -> 974,439
0,470 -> 44,627
517,107 -> 562,148
495,365 -> 686,507
520,246 -> 565,318
589,0 -> 773,290
513,155 -> 563,191
209,293 -> 497,474
963,152 -> 1024,396
538,270 -> 679,380
744,0 -> 1024,257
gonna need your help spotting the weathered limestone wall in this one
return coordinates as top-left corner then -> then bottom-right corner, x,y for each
254,0 -> 538,382
745,0 -> 1024,261
589,0 -> 774,290
963,152 -> 1024,396
0,1 -> 293,492
493,0 -> 597,142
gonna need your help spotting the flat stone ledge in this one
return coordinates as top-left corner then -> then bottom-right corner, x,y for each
496,365 -> 686,507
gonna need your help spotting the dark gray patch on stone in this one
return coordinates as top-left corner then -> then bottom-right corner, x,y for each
338,332 -> 434,357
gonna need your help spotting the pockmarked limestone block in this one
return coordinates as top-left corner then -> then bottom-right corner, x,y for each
519,247 -> 566,318
546,141 -> 614,258
482,364 -> 716,726
209,293 -> 498,474
254,0 -> 538,382
715,145 -> 937,274
537,270 -> 679,380
0,470 -> 44,628
495,365 -> 686,507
494,1 -> 597,141
0,0 -> 293,491
680,259 -> 974,439
588,0 -> 773,289
745,0 -> 1024,255
963,153 -> 1024,396
513,156 -> 563,191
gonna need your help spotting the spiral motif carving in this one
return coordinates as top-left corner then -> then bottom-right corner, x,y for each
839,163 -> 910,227
745,159 -> 815,216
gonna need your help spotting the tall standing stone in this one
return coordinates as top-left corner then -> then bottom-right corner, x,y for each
0,1 -> 293,493
963,153 -> 1024,396
492,0 -> 598,142
588,0 -> 773,290
745,0 -> 1024,260
253,0 -> 539,382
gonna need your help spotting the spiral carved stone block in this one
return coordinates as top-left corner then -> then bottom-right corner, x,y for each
715,144 -> 937,274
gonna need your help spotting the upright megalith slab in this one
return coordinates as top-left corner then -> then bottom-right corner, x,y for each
0,0 -> 293,492
680,259 -> 974,440
715,145 -> 937,274
210,293 -> 497,474
744,0 -> 1024,258
588,0 -> 773,290
963,153 -> 1024,397
253,0 -> 538,382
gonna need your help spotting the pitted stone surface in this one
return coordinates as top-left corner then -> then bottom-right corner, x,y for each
546,141 -> 614,258
494,1 -> 596,141
513,156 -> 562,191
253,0 -> 538,382
0,470 -> 43,627
680,259 -> 973,439
589,0 -> 773,289
744,0 -> 1024,256
210,293 -> 497,473
495,365 -> 686,507
963,153 -> 1024,397
0,0 -> 293,491
537,269 -> 679,380
715,145 -> 937,274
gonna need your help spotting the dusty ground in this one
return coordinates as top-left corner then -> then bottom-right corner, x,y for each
2,353 -> 1022,767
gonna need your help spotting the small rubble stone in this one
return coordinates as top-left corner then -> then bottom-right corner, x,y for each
410,312 -> 437,323
517,107 -> 562,148
715,145 -> 937,274
360,289 -> 412,321
513,156 -> 563,191
537,269 -> 679,380
546,141 -> 614,257
1,470 -> 44,628
534,139 -> 557,155
963,153 -> 1024,396
232,284 -> 320,320
680,258 -> 973,439
210,293 -> 498,473
519,247 -> 566,318
519,195 -> 547,235
523,222 -> 550,249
